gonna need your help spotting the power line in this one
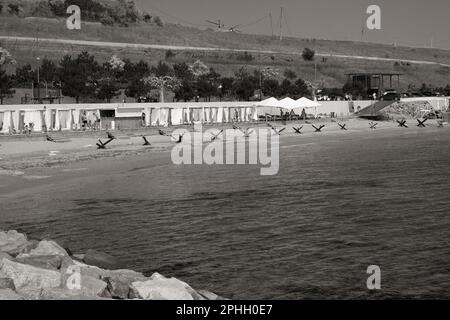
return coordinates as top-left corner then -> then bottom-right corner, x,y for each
269,13 -> 274,38
145,3 -> 210,28
279,7 -> 283,40
283,11 -> 292,37
239,14 -> 269,29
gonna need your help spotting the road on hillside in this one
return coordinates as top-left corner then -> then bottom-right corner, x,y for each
1,35 -> 450,68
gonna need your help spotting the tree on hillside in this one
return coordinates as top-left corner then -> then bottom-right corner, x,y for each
342,81 -> 365,99
48,0 -> 66,16
39,58 -> 58,84
173,62 -> 194,81
189,60 -> 209,78
279,79 -> 296,97
196,68 -> 221,101
0,70 -> 15,104
13,64 -> 36,87
444,85 -> 450,96
123,59 -> 151,101
218,77 -> 234,100
57,52 -> 99,103
259,67 -> 279,80
293,78 -> 311,98
262,78 -> 280,98
125,79 -> 151,101
151,61 -> 173,77
122,59 -> 150,82
7,3 -> 20,15
96,55 -> 125,102
419,83 -> 433,96
142,61 -> 178,102
302,48 -> 315,61
143,76 -> 180,102
0,48 -> 18,103
174,80 -> 196,102
173,62 -> 195,102
233,68 -> 258,101
0,48 -> 16,66
284,69 -> 297,80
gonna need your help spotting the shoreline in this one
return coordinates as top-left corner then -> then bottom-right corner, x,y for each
0,230 -> 225,300
1,118 -> 446,170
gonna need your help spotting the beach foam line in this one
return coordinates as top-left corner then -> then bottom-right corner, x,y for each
61,168 -> 88,172
22,175 -> 51,180
0,169 -> 25,176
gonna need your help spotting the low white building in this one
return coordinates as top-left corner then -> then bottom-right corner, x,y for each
0,101 -> 258,133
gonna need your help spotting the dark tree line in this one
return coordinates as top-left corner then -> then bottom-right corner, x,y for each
6,52 -> 314,103
2,0 -> 163,27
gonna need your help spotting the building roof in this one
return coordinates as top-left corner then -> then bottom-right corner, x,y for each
345,73 -> 402,76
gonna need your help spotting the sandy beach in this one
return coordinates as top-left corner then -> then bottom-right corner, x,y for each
1,118 -> 444,173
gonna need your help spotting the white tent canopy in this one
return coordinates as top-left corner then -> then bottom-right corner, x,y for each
257,97 -> 281,107
296,97 -> 321,108
278,97 -> 299,110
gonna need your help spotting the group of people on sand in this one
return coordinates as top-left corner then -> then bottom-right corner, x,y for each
80,111 -> 101,131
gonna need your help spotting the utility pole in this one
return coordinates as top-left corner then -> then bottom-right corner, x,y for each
36,57 -> 41,104
259,51 -> 262,101
269,13 -> 274,39
314,61 -> 317,82
279,7 -> 283,41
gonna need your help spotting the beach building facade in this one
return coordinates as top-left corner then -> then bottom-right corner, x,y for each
0,102 -> 258,133
0,98 -> 448,133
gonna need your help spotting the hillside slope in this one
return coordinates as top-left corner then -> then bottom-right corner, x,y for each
1,16 -> 450,89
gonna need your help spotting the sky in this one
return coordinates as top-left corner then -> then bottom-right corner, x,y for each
136,0 -> 450,50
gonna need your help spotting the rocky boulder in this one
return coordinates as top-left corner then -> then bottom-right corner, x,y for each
0,230 -> 29,256
0,258 -> 61,290
20,240 -> 40,255
14,255 -> 64,270
23,240 -> 68,257
102,269 -> 147,299
62,261 -> 106,279
0,289 -> 24,300
83,249 -> 122,270
0,278 -> 16,291
0,252 -> 13,261
60,266 -> 108,298
39,288 -> 110,300
129,273 -> 204,300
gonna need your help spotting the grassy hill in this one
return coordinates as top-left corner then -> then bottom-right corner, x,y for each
1,16 -> 450,90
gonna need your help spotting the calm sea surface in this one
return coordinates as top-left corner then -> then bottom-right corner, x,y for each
1,127 -> 450,299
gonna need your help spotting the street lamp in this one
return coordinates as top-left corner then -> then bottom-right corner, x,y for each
218,84 -> 223,101
36,57 -> 41,103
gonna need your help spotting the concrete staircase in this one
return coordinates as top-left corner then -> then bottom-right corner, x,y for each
357,101 -> 395,118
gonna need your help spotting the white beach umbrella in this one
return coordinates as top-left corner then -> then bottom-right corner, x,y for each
296,97 -> 321,117
257,97 -> 281,107
278,97 -> 299,110
296,97 -> 321,108
256,97 -> 282,117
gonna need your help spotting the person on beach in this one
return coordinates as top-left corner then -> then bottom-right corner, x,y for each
28,122 -> 34,134
94,112 -> 100,130
141,112 -> 146,127
301,108 -> 307,120
81,111 -> 88,131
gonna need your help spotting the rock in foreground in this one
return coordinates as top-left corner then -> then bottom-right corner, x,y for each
0,230 -> 225,300
0,231 -> 29,256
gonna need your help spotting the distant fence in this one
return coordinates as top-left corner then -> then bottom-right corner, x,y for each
400,97 -> 450,111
